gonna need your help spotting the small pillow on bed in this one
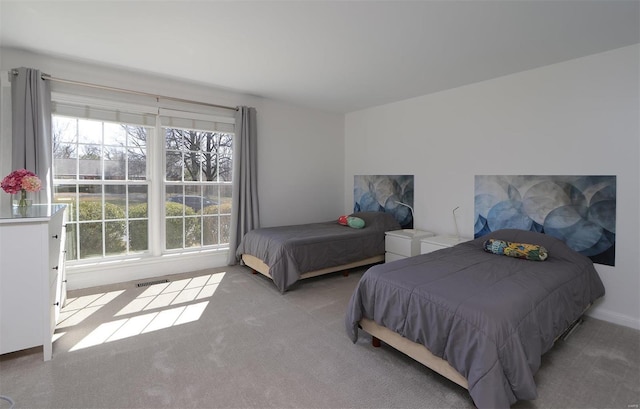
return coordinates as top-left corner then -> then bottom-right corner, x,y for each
483,238 -> 548,261
338,215 -> 365,229
347,216 -> 365,229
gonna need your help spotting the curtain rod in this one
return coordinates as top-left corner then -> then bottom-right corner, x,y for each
11,69 -> 238,112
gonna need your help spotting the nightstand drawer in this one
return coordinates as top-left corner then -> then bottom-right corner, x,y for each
386,235 -> 414,257
420,235 -> 471,255
420,242 -> 449,254
385,251 -> 406,263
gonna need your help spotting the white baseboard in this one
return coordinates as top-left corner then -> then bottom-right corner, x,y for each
586,308 -> 640,331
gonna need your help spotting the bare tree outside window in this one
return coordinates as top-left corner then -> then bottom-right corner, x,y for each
164,129 -> 233,182
123,125 -> 147,180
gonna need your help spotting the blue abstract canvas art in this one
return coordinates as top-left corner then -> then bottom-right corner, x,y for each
474,175 -> 616,266
354,175 -> 414,229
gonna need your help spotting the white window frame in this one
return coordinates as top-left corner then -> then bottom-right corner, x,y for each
158,109 -> 235,254
50,91 -> 236,288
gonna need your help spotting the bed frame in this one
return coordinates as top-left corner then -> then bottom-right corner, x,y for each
241,253 -> 384,281
359,318 -> 469,389
359,310 -> 587,392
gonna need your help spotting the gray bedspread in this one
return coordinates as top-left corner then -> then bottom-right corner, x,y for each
237,211 -> 400,292
345,229 -> 605,409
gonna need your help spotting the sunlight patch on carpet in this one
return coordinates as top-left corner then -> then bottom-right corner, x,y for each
69,302 -> 208,351
58,290 -> 126,329
67,272 -> 224,352
115,272 -> 224,316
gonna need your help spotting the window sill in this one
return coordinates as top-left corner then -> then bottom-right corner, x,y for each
66,248 -> 231,290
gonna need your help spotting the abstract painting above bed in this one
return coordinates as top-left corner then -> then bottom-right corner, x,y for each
474,175 -> 616,266
354,174 -> 414,229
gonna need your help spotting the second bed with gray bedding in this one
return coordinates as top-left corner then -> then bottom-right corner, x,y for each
236,211 -> 401,292
346,229 -> 605,409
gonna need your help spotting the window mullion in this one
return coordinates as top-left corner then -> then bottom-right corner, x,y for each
149,115 -> 164,256
101,122 -> 106,257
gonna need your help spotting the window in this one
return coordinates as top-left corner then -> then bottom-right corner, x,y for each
53,116 -> 151,260
52,97 -> 234,264
163,127 -> 233,250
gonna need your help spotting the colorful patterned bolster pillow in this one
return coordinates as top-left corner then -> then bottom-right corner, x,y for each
337,215 -> 365,229
483,238 -> 548,261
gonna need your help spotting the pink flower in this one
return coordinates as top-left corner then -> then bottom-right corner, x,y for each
22,175 -> 42,192
1,169 -> 42,194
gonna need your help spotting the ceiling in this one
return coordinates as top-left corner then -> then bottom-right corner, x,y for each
1,1 -> 639,114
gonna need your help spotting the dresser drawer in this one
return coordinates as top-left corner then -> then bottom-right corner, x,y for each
48,212 -> 64,287
49,279 -> 59,336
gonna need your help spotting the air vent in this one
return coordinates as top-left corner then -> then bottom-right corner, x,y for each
136,279 -> 170,288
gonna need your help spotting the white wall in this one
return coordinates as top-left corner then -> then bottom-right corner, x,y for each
0,47 -> 345,288
345,45 -> 640,330
257,99 -> 345,228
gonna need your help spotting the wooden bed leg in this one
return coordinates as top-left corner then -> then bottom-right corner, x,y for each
343,270 -> 349,277
371,336 -> 381,348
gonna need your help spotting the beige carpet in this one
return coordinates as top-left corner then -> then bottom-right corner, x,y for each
1,265 -> 638,409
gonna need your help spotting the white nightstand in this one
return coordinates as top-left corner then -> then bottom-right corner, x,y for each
420,235 -> 471,254
385,229 -> 435,262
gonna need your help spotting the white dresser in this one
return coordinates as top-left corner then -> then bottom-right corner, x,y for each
420,235 -> 470,254
0,204 -> 67,360
385,229 -> 434,262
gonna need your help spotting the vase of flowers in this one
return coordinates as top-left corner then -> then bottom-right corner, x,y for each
1,169 -> 42,208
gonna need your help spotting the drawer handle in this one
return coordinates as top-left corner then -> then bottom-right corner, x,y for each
53,302 -> 60,306
52,266 -> 59,271
52,234 -> 59,239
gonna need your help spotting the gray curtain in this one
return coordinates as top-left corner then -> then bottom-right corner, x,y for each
228,106 -> 259,265
11,67 -> 53,205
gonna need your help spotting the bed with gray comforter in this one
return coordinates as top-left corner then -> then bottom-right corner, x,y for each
345,229 -> 605,409
236,211 -> 401,292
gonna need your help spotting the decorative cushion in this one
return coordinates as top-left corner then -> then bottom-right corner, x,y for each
346,216 -> 365,229
338,215 -> 365,228
483,238 -> 548,261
